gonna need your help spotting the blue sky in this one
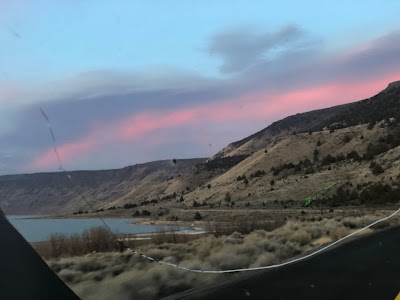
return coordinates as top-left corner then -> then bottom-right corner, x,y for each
2,0 -> 399,80
1,1 -> 400,174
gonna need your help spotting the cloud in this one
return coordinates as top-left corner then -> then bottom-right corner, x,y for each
2,27 -> 400,174
28,137 -> 96,170
207,25 -> 315,73
330,30 -> 400,80
26,109 -> 199,170
0,66 -> 215,106
116,109 -> 198,141
24,70 -> 400,172
229,30 -> 400,94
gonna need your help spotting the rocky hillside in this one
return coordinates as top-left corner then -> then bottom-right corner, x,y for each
181,121 -> 400,210
174,81 -> 400,212
116,81 -> 400,218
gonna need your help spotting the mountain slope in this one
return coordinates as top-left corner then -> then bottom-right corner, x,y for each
215,81 -> 400,158
182,122 -> 400,210
0,158 -> 206,214
2,80 -> 400,216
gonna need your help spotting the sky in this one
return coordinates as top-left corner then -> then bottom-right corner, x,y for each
1,0 -> 400,175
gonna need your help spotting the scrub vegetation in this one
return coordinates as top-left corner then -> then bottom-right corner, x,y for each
45,214 -> 394,300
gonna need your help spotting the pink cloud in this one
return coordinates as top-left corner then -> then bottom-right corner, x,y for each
199,72 -> 400,124
29,137 -> 96,169
28,72 -> 400,171
116,109 -> 197,141
27,109 -> 198,170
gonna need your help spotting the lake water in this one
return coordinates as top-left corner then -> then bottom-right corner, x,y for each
6,215 -> 191,243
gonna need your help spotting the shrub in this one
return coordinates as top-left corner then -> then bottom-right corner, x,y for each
193,200 -> 201,208
363,142 -> 389,160
123,203 -> 137,209
336,153 -> 345,161
49,233 -> 66,258
224,192 -> 231,202
250,170 -> 266,178
271,162 -> 296,175
349,190 -> 358,200
288,230 -> 311,246
304,167 -> 315,174
367,122 -> 375,130
77,260 -> 106,272
343,135 -> 351,143
321,154 -> 336,165
141,210 -> 151,216
347,150 -> 361,161
193,212 -> 202,220
82,227 -> 115,253
359,183 -> 399,204
58,269 -> 82,284
303,158 -> 312,168
328,227 -> 348,240
371,163 -> 384,175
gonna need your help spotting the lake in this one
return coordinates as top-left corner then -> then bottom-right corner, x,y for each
6,215 -> 191,243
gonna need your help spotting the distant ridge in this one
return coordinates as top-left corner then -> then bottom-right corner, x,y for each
0,158 -> 206,214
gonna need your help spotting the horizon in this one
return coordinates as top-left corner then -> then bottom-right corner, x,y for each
0,157 -> 209,176
1,1 -> 400,175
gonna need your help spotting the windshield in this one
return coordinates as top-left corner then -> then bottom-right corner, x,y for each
1,1 -> 400,300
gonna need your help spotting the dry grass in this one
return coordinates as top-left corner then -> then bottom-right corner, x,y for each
206,218 -> 285,236
45,214 -> 394,300
35,226 -> 206,259
37,227 -> 120,259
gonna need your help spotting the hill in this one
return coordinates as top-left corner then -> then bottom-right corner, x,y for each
0,159 -> 205,214
214,80 -> 400,158
2,81 -> 400,217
